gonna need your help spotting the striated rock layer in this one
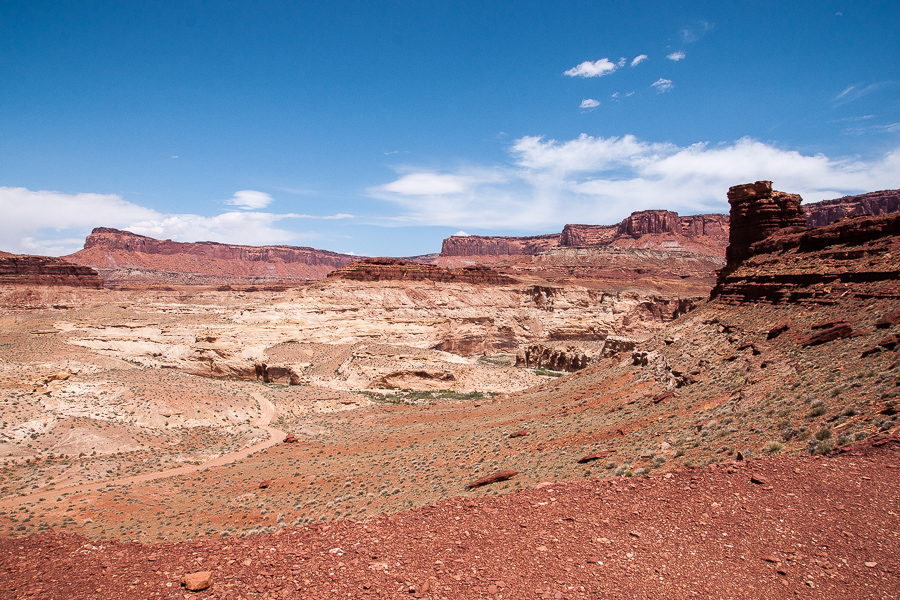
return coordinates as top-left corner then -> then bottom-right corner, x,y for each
0,255 -> 103,288
806,189 -> 900,228
326,257 -> 519,285
64,227 -> 358,286
724,180 -> 806,267
440,234 -> 560,257
712,211 -> 900,304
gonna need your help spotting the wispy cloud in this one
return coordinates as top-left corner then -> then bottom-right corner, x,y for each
225,190 -> 274,210
681,20 -> 714,43
833,81 -> 897,105
580,98 -> 600,110
630,54 -> 648,67
652,78 -> 674,93
563,58 -> 624,78
372,134 -> 900,231
666,51 -> 685,61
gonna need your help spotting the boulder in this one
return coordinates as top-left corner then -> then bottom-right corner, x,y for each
181,571 -> 212,591
801,324 -> 854,347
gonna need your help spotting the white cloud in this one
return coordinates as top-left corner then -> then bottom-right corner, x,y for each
371,134 -> 900,231
381,173 -> 473,195
0,186 -> 353,256
452,231 -> 469,237
630,54 -> 648,67
564,58 -> 622,78
666,51 -> 685,61
652,78 -> 674,93
225,190 -> 274,210
580,98 -> 600,110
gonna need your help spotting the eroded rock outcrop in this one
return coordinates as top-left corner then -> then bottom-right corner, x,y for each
327,258 -> 518,285
806,190 -> 900,228
515,344 -> 596,372
725,181 -> 806,267
440,234 -> 560,257
65,227 -> 358,286
712,211 -> 900,304
0,255 -> 103,288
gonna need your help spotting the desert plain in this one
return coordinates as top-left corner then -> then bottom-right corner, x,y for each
1,183 -> 899,598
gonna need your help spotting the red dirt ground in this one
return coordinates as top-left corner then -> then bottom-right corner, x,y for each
2,434 -> 898,600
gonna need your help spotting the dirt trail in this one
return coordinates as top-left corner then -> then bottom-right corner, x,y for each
0,392 -> 286,509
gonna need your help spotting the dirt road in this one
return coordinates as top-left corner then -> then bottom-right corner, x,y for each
0,392 -> 286,508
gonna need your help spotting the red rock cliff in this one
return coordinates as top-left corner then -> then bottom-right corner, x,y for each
0,255 -> 103,288
65,228 -> 359,285
439,234 -> 560,257
725,181 -> 806,267
805,189 -> 900,228
81,228 -> 355,267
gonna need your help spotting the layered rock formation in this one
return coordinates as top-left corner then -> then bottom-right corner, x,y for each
442,211 -> 730,260
326,257 -> 518,285
724,181 -> 806,267
0,255 -> 103,288
440,234 -> 560,257
712,211 -> 900,304
806,189 -> 900,228
64,228 -> 358,286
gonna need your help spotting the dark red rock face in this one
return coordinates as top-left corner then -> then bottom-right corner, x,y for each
725,181 -> 806,267
806,190 -> 900,228
326,257 -> 518,285
711,212 -> 900,304
0,255 -> 103,288
439,234 -> 560,257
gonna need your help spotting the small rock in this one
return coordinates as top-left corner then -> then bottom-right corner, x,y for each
767,323 -> 790,340
761,555 -> 781,563
466,469 -> 518,489
750,474 -> 769,485
865,561 -> 878,568
509,430 -> 530,438
577,450 -> 613,464
258,480 -> 271,489
283,433 -> 298,443
876,309 -> 900,329
181,571 -> 212,592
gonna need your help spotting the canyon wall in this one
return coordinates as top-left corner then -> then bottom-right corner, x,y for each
805,189 -> 900,228
0,255 -> 103,288
439,234 -> 560,257
712,182 -> 900,303
65,227 -> 358,286
326,257 -> 519,285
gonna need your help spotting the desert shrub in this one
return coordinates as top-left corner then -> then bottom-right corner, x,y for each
843,407 -> 858,416
814,441 -> 833,455
764,440 -> 783,453
814,428 -> 832,441
807,405 -> 827,418
651,455 -> 666,468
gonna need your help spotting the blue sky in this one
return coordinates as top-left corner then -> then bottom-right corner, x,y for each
1,1 -> 898,257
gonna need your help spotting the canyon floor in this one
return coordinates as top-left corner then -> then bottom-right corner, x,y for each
1,218 -> 900,597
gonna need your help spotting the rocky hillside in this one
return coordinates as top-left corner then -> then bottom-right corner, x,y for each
325,257 -> 519,285
0,254 -> 103,288
64,227 -> 358,286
